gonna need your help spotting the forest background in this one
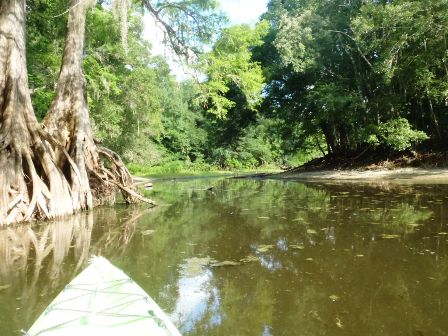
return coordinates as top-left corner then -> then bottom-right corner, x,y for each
27,0 -> 448,176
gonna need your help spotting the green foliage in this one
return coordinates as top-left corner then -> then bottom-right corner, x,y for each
308,82 -> 364,126
367,118 -> 429,151
26,0 -> 236,172
25,0 -> 445,174
84,5 -> 168,164
127,160 -> 216,177
146,0 -> 224,57
256,0 -> 367,155
26,0 -> 66,120
256,0 -> 442,158
284,149 -> 323,168
274,9 -> 322,73
198,22 -> 268,117
351,0 -> 448,140
188,21 -> 286,170
207,118 -> 284,169
159,81 -> 207,162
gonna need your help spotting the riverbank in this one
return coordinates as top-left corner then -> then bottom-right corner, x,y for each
274,167 -> 448,183
131,150 -> 448,184
128,160 -> 282,178
134,167 -> 448,184
267,149 -> 448,183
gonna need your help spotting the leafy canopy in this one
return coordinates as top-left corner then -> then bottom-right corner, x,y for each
198,22 -> 269,117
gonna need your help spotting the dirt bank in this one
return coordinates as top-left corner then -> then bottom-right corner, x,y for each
276,167 -> 448,184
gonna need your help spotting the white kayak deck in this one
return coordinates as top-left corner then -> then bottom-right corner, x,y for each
26,257 -> 181,336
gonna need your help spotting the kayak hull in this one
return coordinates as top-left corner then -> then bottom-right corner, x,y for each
26,257 -> 181,336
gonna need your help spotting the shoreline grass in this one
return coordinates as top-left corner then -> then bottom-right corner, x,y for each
127,161 -> 283,178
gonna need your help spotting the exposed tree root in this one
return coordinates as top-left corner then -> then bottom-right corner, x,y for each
89,166 -> 156,206
97,146 -> 141,204
102,178 -> 156,206
0,0 -> 76,226
0,0 -> 153,226
0,131 -> 76,226
41,0 -> 153,211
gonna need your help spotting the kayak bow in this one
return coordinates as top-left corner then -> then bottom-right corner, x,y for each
26,256 -> 181,336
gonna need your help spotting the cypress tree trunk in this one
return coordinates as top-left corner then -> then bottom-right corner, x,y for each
0,0 -> 153,226
43,0 -> 144,207
0,0 -> 75,225
43,0 -> 98,209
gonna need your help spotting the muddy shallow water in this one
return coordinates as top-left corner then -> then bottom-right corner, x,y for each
1,177 -> 448,335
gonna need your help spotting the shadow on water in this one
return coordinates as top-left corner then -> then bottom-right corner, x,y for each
1,178 -> 448,335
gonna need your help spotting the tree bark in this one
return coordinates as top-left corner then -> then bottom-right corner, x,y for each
0,0 -> 75,225
43,0 -> 142,207
0,0 -> 153,226
43,0 -> 98,209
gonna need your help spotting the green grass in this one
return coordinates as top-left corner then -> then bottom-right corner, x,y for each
284,150 -> 324,168
127,161 -> 282,178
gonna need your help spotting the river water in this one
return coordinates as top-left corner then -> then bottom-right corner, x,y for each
1,177 -> 448,335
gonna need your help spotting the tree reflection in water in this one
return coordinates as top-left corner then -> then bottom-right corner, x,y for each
0,206 -> 151,333
2,178 -> 448,335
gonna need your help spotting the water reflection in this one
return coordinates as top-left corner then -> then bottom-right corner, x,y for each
173,263 -> 219,333
1,178 -> 448,335
0,207 -> 148,334
145,179 -> 448,335
0,214 -> 91,285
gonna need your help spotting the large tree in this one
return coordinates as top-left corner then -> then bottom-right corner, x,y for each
43,0 -> 102,211
0,0 -> 220,225
42,0 -> 143,209
257,0 -> 433,159
0,0 -> 75,225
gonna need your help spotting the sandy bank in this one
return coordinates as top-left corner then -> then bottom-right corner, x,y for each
276,168 -> 448,184
133,176 -> 152,186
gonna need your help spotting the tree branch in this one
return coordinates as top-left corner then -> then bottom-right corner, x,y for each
330,30 -> 373,68
143,0 -> 190,58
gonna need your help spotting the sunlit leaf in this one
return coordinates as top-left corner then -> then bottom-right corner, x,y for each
141,229 -> 156,236
329,294 -> 340,302
379,234 -> 400,239
257,245 -> 274,253
335,317 -> 344,329
210,260 -> 241,267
